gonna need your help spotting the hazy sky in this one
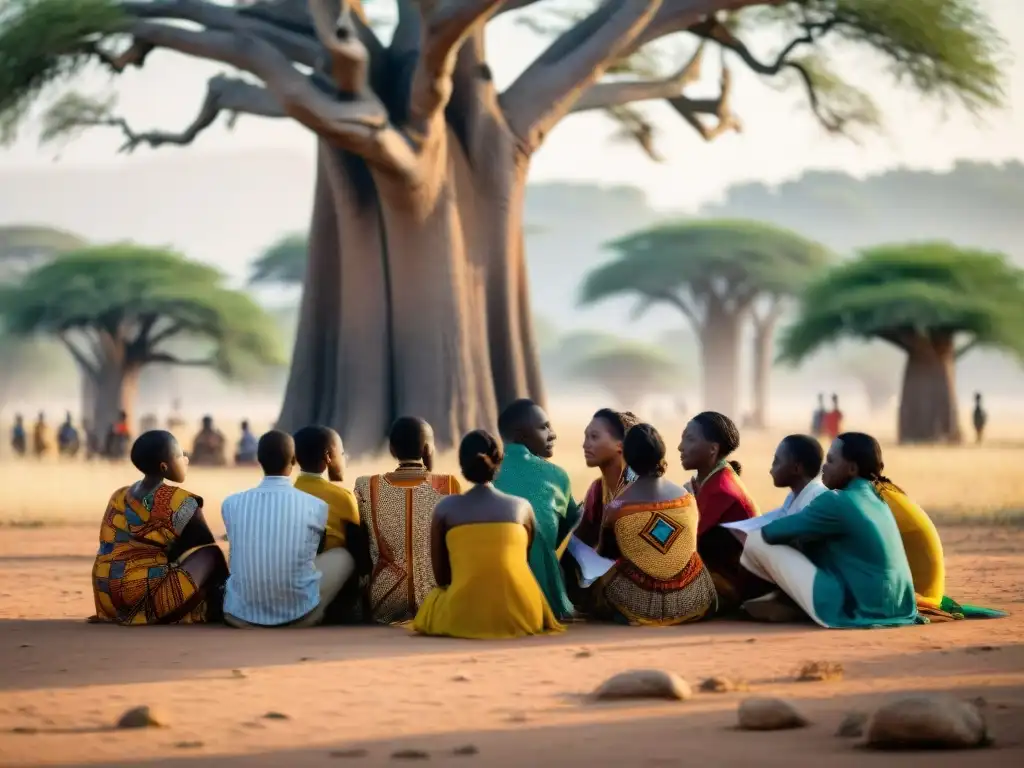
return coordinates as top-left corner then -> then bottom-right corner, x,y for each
1,0 -> 1022,210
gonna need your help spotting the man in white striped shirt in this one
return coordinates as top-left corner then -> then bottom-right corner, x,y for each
222,430 -> 353,627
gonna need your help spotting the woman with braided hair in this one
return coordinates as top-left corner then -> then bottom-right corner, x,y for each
680,412 -> 771,612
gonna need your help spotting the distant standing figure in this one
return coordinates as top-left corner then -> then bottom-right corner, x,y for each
235,420 -> 259,465
106,411 -> 131,460
167,399 -> 185,432
32,412 -> 50,459
58,412 -> 81,458
191,415 -> 227,467
973,393 -> 987,444
810,393 -> 826,437
10,414 -> 27,458
821,393 -> 843,440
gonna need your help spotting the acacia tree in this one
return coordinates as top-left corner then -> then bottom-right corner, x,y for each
569,342 -> 681,410
250,232 -> 309,285
580,219 -> 829,421
779,243 -> 1024,444
0,244 -> 283,438
0,0 -> 1004,453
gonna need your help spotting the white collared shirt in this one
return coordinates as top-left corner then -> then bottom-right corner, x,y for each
222,475 -> 328,625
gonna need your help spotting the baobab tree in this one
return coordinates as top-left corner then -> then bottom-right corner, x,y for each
581,219 -> 830,421
0,244 -> 282,439
0,0 -> 1005,453
780,243 -> 1024,444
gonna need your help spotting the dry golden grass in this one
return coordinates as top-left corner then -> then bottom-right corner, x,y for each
2,411 -> 1022,532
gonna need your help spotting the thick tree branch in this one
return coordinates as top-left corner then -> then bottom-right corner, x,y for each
146,322 -> 186,349
407,1 -> 506,137
572,42 -> 705,113
502,0 -> 663,153
59,333 -> 100,376
308,0 -> 368,93
392,0 -> 422,57
116,18 -> 417,175
668,59 -> 741,141
72,75 -> 285,153
955,338 -> 979,359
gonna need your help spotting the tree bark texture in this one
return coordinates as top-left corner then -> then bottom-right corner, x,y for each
699,302 -> 742,419
88,358 -> 141,445
897,335 -> 962,444
750,321 -> 772,429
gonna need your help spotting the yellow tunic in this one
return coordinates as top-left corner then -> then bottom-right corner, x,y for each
414,523 -> 564,639
294,473 -> 359,550
876,483 -> 945,604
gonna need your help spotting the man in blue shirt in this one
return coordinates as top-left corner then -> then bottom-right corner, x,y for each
222,429 -> 353,628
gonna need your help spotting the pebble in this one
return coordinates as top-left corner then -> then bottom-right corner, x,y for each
737,698 -> 808,731
592,670 -> 692,702
453,745 -> 479,756
391,748 -> 430,760
699,676 -> 748,693
174,741 -> 204,749
575,649 -> 593,658
451,674 -> 471,683
866,695 -> 988,750
262,711 -> 290,720
796,661 -> 844,682
835,711 -> 868,738
116,706 -> 165,729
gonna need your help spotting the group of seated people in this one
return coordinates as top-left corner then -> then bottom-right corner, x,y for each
89,400 -> 1004,636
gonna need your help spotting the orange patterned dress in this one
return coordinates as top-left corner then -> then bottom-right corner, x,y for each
354,467 -> 460,624
91,483 -> 209,625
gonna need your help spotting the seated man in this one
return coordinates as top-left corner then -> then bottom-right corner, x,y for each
11,414 -> 27,458
105,411 -> 131,460
32,412 -> 50,459
58,412 -> 81,458
191,415 -> 227,466
494,399 -> 580,621
293,425 -> 362,622
235,420 -> 259,466
222,430 -> 354,628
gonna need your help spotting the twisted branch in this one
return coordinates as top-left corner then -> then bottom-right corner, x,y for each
572,42 -> 706,113
308,0 -> 368,93
668,60 -> 741,140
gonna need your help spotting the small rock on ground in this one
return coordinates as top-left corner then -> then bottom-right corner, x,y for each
866,695 -> 988,750
391,749 -> 430,760
451,674 -> 471,682
173,741 -> 204,749
737,698 -> 808,731
453,745 -> 479,756
593,670 -> 692,701
116,706 -> 165,729
699,676 -> 748,693
796,661 -> 844,682
835,711 -> 868,738
262,711 -> 290,720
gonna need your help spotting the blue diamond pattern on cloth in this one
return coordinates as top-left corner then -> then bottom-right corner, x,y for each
650,518 -> 676,545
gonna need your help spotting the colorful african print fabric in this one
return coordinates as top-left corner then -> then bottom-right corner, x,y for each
354,470 -> 460,624
494,443 -> 580,620
91,483 -> 208,625
594,492 -> 717,626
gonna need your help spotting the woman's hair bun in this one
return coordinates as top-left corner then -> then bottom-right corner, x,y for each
459,430 -> 503,484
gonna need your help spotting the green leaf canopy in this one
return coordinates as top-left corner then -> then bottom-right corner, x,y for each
249,233 -> 308,286
779,242 -> 1024,362
0,243 -> 285,376
581,219 -> 832,318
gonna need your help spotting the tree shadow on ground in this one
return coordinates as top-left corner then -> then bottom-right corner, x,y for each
38,682 -> 1024,768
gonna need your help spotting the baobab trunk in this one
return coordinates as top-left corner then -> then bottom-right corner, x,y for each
897,336 -> 962,444
277,131 -> 543,455
699,305 -> 742,419
89,358 -> 140,446
750,322 -> 773,430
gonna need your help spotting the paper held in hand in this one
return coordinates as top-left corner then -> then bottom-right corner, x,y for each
566,535 -> 616,587
721,508 -> 788,534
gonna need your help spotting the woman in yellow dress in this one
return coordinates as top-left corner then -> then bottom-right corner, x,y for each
414,430 -> 563,639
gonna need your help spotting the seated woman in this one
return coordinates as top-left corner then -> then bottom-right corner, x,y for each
91,430 -> 228,625
873,473 -> 1006,620
414,430 -> 563,639
574,409 -> 640,547
739,433 -> 918,629
354,417 -> 460,624
583,424 -> 718,625
680,412 -> 771,612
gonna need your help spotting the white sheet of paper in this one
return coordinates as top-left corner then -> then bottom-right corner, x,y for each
721,508 -> 788,533
566,535 -> 616,587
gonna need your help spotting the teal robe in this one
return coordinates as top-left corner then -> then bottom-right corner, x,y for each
761,478 -> 918,628
494,443 -> 580,619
